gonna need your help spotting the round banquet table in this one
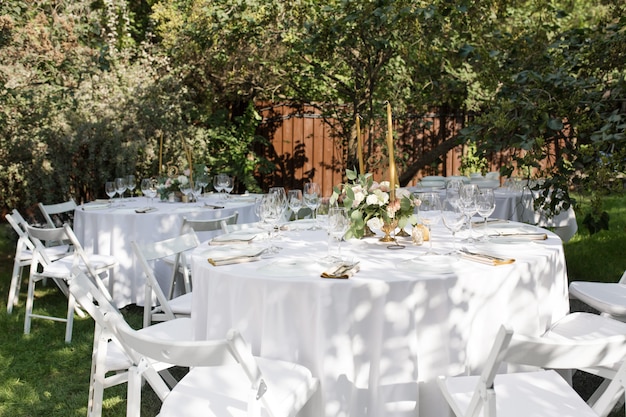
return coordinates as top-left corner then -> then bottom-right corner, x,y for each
74,194 -> 258,307
190,220 -> 569,417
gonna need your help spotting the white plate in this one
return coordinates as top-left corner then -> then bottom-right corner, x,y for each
210,230 -> 260,244
257,258 -> 322,277
397,254 -> 460,275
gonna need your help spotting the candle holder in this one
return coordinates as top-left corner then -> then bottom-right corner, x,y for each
379,219 -> 398,242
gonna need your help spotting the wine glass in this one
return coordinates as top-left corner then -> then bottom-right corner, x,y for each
258,193 -> 284,255
191,182 -> 203,204
445,179 -> 463,207
105,181 -> 116,205
288,189 -> 303,220
126,175 -> 136,201
303,182 -> 321,228
459,184 -> 479,242
114,177 -> 127,205
476,188 -> 496,239
179,181 -> 193,202
140,178 -> 157,208
416,191 -> 442,254
328,207 -> 350,260
441,197 -> 466,253
222,176 -> 234,198
213,174 -> 226,196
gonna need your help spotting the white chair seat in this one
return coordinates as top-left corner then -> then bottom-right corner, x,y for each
439,370 -> 599,417
570,280 -> 626,318
158,357 -> 318,417
165,292 -> 193,316
43,254 -> 118,278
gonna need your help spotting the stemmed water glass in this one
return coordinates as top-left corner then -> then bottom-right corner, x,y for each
303,182 -> 321,228
140,178 -> 157,208
114,177 -> 127,205
328,207 -> 350,261
459,184 -> 479,242
213,174 -> 226,197
179,181 -> 193,202
258,193 -> 284,255
126,175 -> 136,201
191,182 -> 203,204
105,181 -> 117,206
441,197 -> 466,253
288,189 -> 303,220
417,191 -> 442,254
476,188 -> 496,239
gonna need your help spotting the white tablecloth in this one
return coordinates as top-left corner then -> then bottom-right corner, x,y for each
190,222 -> 569,417
74,195 -> 258,307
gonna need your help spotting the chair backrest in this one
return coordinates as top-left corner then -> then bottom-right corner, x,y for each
180,212 -> 239,235
6,212 -> 35,252
464,325 -> 626,417
618,270 -> 626,284
38,199 -> 77,228
105,312 -> 268,402
131,231 -> 200,326
25,223 -> 112,301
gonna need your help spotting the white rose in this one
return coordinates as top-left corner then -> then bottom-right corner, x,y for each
367,217 -> 383,230
178,175 -> 189,185
366,194 -> 380,206
353,191 -> 365,207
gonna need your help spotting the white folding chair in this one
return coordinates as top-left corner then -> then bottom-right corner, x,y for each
105,311 -> 320,417
5,210 -> 72,313
132,231 -> 200,328
69,270 -> 192,417
24,223 -> 118,343
168,213 -> 239,293
38,198 -> 77,228
543,311 -> 626,408
569,270 -> 626,321
438,324 -> 626,417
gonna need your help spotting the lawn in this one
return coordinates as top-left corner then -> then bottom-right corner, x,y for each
0,190 -> 624,416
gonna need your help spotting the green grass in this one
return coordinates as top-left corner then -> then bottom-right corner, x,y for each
0,190 -> 624,416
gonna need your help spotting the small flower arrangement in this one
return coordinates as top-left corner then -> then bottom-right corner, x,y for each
331,169 -> 420,239
156,170 -> 191,201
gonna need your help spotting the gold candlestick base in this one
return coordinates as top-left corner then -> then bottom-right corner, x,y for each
379,220 -> 398,242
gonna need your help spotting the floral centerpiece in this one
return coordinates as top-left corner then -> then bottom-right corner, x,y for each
156,169 -> 191,201
331,169 -> 420,240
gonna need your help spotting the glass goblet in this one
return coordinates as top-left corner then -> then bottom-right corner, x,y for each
303,182 -> 321,227
328,207 -> 350,261
140,178 -> 157,208
459,184 -> 479,242
126,175 -> 136,201
417,191 -> 442,254
105,181 -> 117,205
288,189 -> 303,220
114,177 -> 127,205
441,198 -> 466,254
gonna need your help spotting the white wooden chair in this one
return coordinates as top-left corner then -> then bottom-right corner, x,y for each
438,324 -> 626,417
69,270 -> 192,417
168,213 -> 239,293
132,231 -> 200,328
5,210 -> 71,314
543,311 -> 626,408
569,270 -> 626,321
105,311 -> 320,417
38,198 -> 77,228
24,223 -> 118,343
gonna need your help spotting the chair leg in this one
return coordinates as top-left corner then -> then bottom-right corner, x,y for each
65,291 -> 76,343
23,273 -> 37,335
7,263 -> 23,314
88,329 -> 108,417
127,365 -> 143,417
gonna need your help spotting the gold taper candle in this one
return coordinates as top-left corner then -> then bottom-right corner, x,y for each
159,134 -> 163,176
356,114 -> 364,175
386,102 -> 396,200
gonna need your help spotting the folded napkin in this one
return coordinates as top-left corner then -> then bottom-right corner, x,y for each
204,204 -> 225,209
460,249 -> 514,266
489,232 -> 548,240
82,202 -> 110,211
135,207 -> 157,213
207,252 -> 262,266
321,262 -> 360,279
209,232 -> 258,246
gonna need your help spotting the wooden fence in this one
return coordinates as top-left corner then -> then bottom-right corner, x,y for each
255,103 -> 473,196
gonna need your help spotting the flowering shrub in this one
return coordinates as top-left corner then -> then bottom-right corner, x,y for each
331,169 -> 420,239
